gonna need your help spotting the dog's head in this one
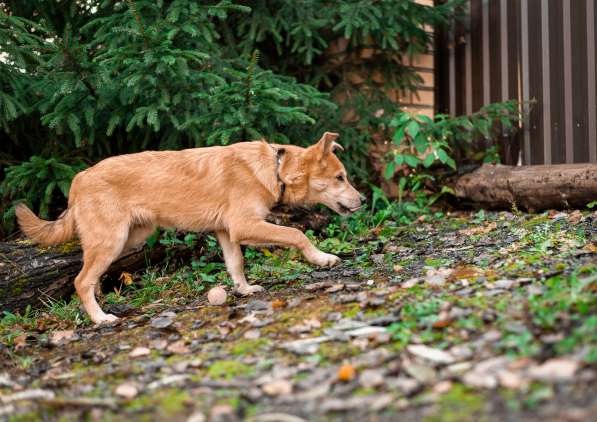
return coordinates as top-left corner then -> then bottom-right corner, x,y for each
297,132 -> 365,216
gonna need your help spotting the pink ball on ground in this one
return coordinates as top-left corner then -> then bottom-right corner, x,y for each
207,286 -> 227,305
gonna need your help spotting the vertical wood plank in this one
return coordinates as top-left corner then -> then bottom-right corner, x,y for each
449,25 -> 456,115
465,1 -> 473,115
500,0 -> 509,102
571,0 -> 590,162
589,0 -> 597,162
548,0 -> 566,164
489,0 -> 502,103
521,0 -> 531,164
482,0 -> 491,104
471,0 -> 484,111
563,0 -> 574,163
540,0 -> 551,164
527,0 -> 545,164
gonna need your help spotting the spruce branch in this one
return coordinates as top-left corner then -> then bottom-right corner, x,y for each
126,0 -> 149,48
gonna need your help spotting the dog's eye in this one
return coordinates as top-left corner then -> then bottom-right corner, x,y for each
336,175 -> 344,182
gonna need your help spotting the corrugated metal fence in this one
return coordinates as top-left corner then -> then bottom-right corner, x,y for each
436,0 -> 597,165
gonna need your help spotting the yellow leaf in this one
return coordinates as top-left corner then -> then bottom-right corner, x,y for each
119,271 -> 133,286
261,248 -> 273,257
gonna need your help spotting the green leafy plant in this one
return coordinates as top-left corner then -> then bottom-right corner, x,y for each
0,156 -> 86,230
386,100 -> 523,179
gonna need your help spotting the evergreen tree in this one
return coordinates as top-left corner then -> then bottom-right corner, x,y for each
0,0 -> 463,234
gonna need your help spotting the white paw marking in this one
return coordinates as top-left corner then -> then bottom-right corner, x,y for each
92,313 -> 119,325
236,284 -> 265,296
309,251 -> 341,267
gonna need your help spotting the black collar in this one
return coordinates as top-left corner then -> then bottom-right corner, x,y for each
271,145 -> 286,206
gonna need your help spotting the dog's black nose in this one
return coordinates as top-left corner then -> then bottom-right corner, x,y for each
359,194 -> 367,204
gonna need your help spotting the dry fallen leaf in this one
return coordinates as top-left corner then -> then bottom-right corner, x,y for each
119,271 -> 133,286
337,363 -> 356,382
13,334 -> 28,350
271,299 -> 287,310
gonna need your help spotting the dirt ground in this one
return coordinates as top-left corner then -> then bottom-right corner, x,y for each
1,210 -> 596,421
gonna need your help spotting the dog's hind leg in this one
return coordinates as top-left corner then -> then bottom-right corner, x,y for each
75,224 -> 129,324
216,230 -> 263,295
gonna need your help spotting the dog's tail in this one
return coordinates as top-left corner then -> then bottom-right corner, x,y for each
15,203 -> 76,246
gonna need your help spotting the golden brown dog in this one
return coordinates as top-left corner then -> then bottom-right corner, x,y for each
16,132 -> 364,324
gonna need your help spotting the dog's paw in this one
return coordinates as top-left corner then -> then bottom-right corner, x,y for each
308,251 -> 341,267
236,284 -> 265,296
92,313 -> 119,325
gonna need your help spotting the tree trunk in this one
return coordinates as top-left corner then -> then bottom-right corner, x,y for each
454,163 -> 597,211
0,207 -> 330,313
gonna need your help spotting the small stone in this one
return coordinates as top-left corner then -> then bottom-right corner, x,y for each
407,344 -> 455,364
433,380 -> 453,394
425,268 -> 454,287
326,312 -> 343,321
246,300 -> 271,311
129,347 -> 151,358
493,279 -> 517,289
262,379 -> 293,396
462,371 -> 497,389
289,318 -> 321,334
443,361 -> 473,377
49,330 -> 75,346
371,254 -> 385,265
207,286 -> 227,305
527,284 -> 543,295
151,316 -> 174,329
209,404 -> 235,422
115,382 -> 138,399
401,278 -> 420,288
325,283 -> 344,293
403,363 -> 436,384
345,326 -> 387,338
243,329 -> 261,340
150,339 -> 168,350
498,370 -> 527,389
448,344 -> 473,360
386,377 -> 420,395
528,358 -> 579,382
186,412 -> 206,422
166,340 -> 190,354
359,369 -> 385,388
281,337 -> 327,355
172,361 -> 190,373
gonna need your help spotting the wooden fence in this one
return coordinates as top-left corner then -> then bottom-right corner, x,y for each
435,0 -> 597,165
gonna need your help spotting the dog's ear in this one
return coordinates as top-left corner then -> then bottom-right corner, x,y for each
311,132 -> 343,160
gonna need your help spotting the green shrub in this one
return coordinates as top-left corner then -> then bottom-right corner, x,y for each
0,0 -> 465,234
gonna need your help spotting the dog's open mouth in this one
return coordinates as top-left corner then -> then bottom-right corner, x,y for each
337,202 -> 362,215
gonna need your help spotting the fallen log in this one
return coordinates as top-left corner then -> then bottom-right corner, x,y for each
0,239 -> 187,314
454,163 -> 597,211
0,207 -> 330,313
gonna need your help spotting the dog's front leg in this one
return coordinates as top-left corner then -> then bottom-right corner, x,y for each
216,230 -> 264,295
230,221 -> 340,267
